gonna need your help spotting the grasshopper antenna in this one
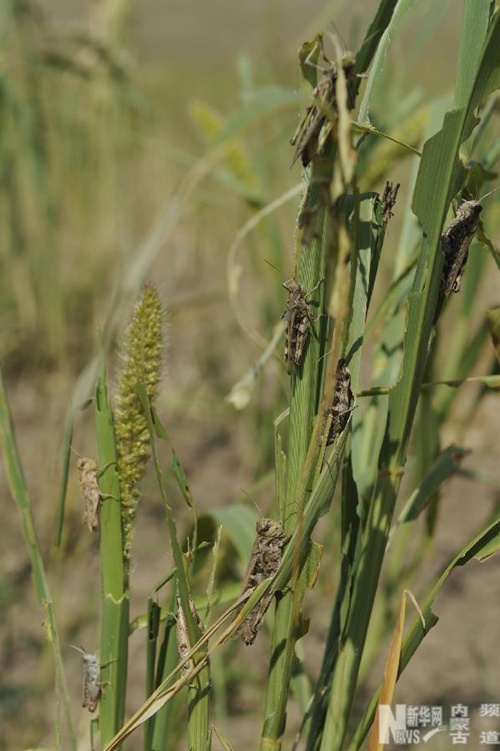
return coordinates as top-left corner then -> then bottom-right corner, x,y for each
264,258 -> 284,276
240,488 -> 264,518
69,644 -> 86,656
478,186 -> 500,203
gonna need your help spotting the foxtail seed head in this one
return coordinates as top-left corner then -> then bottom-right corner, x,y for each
114,283 -> 164,569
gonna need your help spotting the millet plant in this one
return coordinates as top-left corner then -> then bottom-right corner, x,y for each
1,1 -> 500,750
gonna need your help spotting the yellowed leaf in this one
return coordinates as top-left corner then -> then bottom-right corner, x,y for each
369,590 -> 424,751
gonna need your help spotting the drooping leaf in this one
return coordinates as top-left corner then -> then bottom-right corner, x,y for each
395,445 -> 470,526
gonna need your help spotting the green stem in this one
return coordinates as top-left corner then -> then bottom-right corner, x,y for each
96,373 -> 129,745
260,152 -> 332,750
139,386 -> 210,751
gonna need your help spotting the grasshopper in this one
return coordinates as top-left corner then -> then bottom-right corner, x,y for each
236,518 -> 288,646
324,358 -> 354,446
70,646 -> 102,713
290,42 -> 357,167
440,199 -> 482,295
282,278 -> 323,374
77,458 -> 101,533
381,181 -> 400,227
175,594 -> 204,677
76,455 -> 116,532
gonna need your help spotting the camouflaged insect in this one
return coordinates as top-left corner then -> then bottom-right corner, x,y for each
236,518 -> 287,646
282,278 -> 322,374
175,595 -> 204,677
324,359 -> 354,446
77,457 -> 100,533
290,50 -> 357,168
440,200 -> 482,295
381,181 -> 400,226
70,646 -> 101,713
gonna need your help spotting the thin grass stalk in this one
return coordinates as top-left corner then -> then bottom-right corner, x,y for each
0,371 -> 76,750
304,192 -> 384,750
96,372 -> 129,744
54,413 -> 73,546
144,598 -> 160,751
415,358 -> 441,539
138,386 -> 210,751
151,590 -> 180,751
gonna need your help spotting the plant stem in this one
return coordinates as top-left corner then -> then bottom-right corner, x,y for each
260,149 -> 333,749
96,373 -> 129,745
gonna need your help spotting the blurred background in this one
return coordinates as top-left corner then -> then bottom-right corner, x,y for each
0,0 -> 499,749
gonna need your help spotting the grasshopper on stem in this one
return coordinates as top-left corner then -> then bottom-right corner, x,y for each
236,519 -> 288,646
290,38 -> 358,167
281,278 -> 323,374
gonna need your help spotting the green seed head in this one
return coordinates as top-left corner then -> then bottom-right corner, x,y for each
114,283 -> 164,568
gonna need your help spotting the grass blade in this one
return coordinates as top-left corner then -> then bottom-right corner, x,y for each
0,371 -> 76,750
138,384 -> 210,751
349,518 -> 500,750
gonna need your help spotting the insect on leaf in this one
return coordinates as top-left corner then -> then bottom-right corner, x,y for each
235,518 -> 287,645
77,458 -> 100,533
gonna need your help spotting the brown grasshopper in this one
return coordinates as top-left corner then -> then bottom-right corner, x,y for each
77,458 -> 100,533
440,199 -> 483,295
290,42 -> 357,168
76,455 -> 116,533
236,518 -> 288,646
70,646 -> 102,713
282,278 -> 323,374
175,594 -> 204,677
324,359 -> 354,446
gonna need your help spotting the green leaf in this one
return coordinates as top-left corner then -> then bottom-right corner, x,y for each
151,406 -> 169,440
202,505 -> 259,564
423,374 -> 500,390
171,450 -> 193,508
354,0 -> 399,82
212,724 -> 235,751
348,518 -> 500,750
298,36 -> 322,88
396,445 -> 470,525
151,407 -> 195,508
455,0 -> 493,110
357,0 -> 417,125
352,122 -> 421,155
